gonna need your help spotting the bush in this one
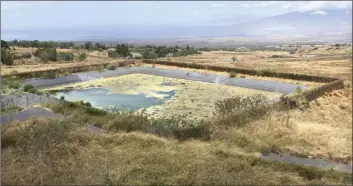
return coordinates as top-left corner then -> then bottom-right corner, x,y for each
34,48 -> 57,62
39,52 -> 50,63
77,53 -> 88,61
1,49 -> 14,66
108,51 -> 119,58
107,64 -> 117,70
42,71 -> 57,79
9,81 -> 20,89
28,88 -> 39,94
23,84 -> 34,92
296,86 -> 302,94
229,72 -> 236,78
13,53 -> 32,60
142,50 -> 158,59
214,94 -> 270,127
57,52 -> 74,61
22,53 -> 32,59
85,102 -> 92,107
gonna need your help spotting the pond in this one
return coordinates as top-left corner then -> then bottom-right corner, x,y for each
52,87 -> 176,111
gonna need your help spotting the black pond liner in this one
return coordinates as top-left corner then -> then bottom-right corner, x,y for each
0,107 -> 64,125
262,153 -> 352,173
21,67 -> 309,94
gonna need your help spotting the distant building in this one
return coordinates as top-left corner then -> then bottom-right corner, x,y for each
165,53 -> 174,57
236,47 -> 250,52
130,52 -> 142,59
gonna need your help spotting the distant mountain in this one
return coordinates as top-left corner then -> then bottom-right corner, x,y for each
232,9 -> 352,36
1,9 -> 351,43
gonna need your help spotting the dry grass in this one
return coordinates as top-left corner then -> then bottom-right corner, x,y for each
213,85 -> 352,164
2,45 -> 352,184
2,118 -> 351,185
158,46 -> 352,81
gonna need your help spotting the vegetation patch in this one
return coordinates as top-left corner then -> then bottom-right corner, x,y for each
23,84 -> 35,92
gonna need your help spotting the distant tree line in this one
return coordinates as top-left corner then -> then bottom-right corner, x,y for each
2,39 -> 204,64
6,39 -> 75,49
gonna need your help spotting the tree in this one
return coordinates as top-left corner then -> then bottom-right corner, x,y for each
84,41 -> 94,51
142,50 -> 158,59
95,43 -> 107,50
1,40 -> 9,49
116,43 -> 130,57
32,40 -> 40,48
186,44 -> 190,50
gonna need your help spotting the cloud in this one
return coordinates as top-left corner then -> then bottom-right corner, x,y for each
190,9 -> 201,15
238,1 -> 352,12
209,3 -> 225,8
1,1 -> 29,11
293,1 -> 352,12
311,10 -> 327,15
8,12 -> 21,17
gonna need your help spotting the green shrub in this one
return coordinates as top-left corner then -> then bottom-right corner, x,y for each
1,49 -> 14,66
296,86 -> 302,94
57,52 -> 74,61
42,71 -> 57,79
229,72 -> 236,78
108,51 -> 119,58
38,52 -> 49,63
77,53 -> 88,61
214,94 -> 270,127
28,88 -> 38,94
22,53 -> 32,59
9,81 -> 20,89
34,48 -> 57,62
23,84 -> 34,92
107,64 -> 117,70
85,102 -> 92,107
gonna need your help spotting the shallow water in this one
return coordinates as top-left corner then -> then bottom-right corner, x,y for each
52,87 -> 175,111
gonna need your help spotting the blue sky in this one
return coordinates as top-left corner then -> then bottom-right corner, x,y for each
2,1 -> 352,30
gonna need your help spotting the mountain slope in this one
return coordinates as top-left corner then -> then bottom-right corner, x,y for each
232,9 -> 352,35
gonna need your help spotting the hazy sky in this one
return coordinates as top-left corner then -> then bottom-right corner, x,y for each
1,1 -> 352,30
